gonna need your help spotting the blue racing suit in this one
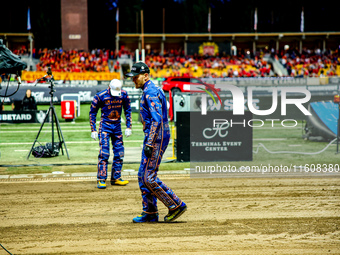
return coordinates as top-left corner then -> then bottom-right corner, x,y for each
138,80 -> 182,214
89,88 -> 131,181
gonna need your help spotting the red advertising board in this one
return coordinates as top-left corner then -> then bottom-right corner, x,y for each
61,100 -> 76,119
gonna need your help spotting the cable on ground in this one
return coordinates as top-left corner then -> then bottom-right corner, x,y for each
0,243 -> 13,255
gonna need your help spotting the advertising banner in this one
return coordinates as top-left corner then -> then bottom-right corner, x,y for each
170,82 -> 340,179
176,111 -> 253,163
0,110 -> 46,123
61,101 -> 76,119
21,71 -> 120,81
190,111 -> 253,162
1,84 -> 142,112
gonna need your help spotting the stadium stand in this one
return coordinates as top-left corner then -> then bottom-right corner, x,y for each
9,45 -> 340,78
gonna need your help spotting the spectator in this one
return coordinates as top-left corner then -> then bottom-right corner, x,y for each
22,89 -> 37,111
13,46 -> 339,78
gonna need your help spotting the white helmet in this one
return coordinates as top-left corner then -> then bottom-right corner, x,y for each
109,79 -> 122,96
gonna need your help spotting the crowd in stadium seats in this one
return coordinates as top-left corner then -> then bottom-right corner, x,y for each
32,48 -> 121,73
280,48 -> 339,77
13,46 -> 339,78
143,48 -> 339,78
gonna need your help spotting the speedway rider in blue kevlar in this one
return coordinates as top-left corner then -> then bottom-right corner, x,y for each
125,62 -> 187,223
89,79 -> 132,189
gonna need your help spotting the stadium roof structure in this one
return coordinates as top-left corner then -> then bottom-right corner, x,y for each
116,31 -> 340,54
118,31 -> 340,38
0,33 -> 34,41
0,33 -> 34,49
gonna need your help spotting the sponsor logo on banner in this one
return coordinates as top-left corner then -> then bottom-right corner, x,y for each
32,92 -> 58,103
0,113 -> 32,121
203,119 -> 229,139
21,71 -> 120,81
0,111 -> 47,123
36,110 -> 47,123
190,112 -> 252,162
79,91 -> 92,101
199,42 -> 219,56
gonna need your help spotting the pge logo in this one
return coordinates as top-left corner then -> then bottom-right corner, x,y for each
32,92 -> 44,102
79,91 -> 92,101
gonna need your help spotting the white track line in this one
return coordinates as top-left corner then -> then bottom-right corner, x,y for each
0,125 -> 144,130
253,138 -> 287,141
253,127 -> 301,129
0,140 -> 144,145
0,129 -> 144,133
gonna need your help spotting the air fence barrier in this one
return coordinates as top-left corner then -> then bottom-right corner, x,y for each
1,78 -> 339,116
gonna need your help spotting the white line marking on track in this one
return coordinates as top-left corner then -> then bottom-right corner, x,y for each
1,129 -> 144,133
253,127 -> 301,129
253,138 -> 287,141
0,140 -> 144,145
0,124 -> 144,130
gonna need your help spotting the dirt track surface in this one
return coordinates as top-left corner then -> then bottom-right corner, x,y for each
0,176 -> 339,255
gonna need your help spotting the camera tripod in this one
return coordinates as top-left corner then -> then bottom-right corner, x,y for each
27,68 -> 70,160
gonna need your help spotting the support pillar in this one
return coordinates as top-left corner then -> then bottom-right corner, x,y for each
116,35 -> 119,52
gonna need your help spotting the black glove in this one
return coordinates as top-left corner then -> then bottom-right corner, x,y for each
144,145 -> 153,158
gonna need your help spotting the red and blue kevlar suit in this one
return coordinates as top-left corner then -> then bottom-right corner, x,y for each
89,88 -> 131,181
138,80 -> 183,213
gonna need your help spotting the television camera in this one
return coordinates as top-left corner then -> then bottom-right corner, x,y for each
0,39 -> 28,97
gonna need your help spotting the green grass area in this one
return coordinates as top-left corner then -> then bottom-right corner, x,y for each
0,103 -> 339,175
